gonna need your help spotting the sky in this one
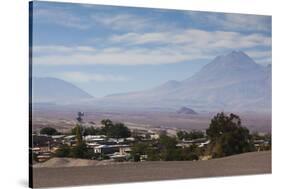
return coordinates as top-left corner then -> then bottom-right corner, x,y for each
31,1 -> 272,97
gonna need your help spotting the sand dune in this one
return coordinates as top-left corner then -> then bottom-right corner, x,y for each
32,151 -> 271,188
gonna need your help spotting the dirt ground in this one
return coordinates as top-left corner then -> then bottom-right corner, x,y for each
32,151 -> 271,188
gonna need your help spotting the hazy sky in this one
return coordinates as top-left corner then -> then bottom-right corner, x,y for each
31,1 -> 272,97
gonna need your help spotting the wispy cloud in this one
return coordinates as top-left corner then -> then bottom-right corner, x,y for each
34,7 -> 91,30
55,71 -> 129,82
222,14 -> 271,33
33,3 -> 272,37
244,50 -> 272,65
109,29 -> 271,48
33,47 -> 190,66
90,13 -> 156,32
33,29 -> 271,66
185,12 -> 271,33
34,6 -> 167,32
34,45 -> 96,55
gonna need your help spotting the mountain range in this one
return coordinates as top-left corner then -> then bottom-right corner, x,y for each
32,51 -> 272,113
32,77 -> 92,104
93,51 -> 271,112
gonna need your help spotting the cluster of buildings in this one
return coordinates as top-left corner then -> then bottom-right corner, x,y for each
253,139 -> 271,151
32,127 -> 214,163
32,126 -> 270,163
32,128 -> 163,162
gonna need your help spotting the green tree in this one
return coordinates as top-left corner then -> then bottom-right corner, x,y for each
146,148 -> 160,161
131,142 -> 149,162
189,131 -> 204,140
206,112 -> 254,158
84,126 -> 102,135
40,127 -> 59,135
158,135 -> 179,161
177,130 -> 205,140
177,131 -> 185,140
55,145 -> 71,157
101,119 -> 113,127
108,123 -> 131,138
101,119 -> 131,138
70,142 -> 95,159
76,125 -> 83,145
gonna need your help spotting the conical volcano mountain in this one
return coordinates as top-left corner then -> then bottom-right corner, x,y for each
87,51 -> 271,112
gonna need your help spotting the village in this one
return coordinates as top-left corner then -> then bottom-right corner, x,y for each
32,112 -> 271,164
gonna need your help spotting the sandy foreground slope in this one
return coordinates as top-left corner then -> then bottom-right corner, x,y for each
32,151 -> 271,188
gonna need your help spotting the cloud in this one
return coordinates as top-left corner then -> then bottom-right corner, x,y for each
223,14 -> 271,32
34,7 -> 90,30
245,50 -> 271,59
33,3 -> 271,36
55,72 -> 129,82
33,6 -> 166,32
33,47 -> 190,65
33,28 -> 271,66
34,45 -> 96,55
185,12 -> 271,33
244,50 -> 272,65
109,29 -> 271,48
90,13 -> 156,32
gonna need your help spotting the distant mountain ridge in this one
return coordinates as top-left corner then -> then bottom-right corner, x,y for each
32,77 -> 93,104
94,51 -> 271,112
177,107 -> 197,115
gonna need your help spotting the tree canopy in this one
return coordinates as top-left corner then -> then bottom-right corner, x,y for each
177,130 -> 205,140
131,134 -> 199,161
101,120 -> 131,138
70,119 -> 131,139
40,127 -> 59,135
206,112 -> 254,158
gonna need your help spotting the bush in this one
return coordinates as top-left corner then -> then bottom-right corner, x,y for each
40,127 -> 59,135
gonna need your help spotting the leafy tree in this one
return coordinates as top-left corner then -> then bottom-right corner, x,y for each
84,126 -> 102,136
206,112 -> 254,158
207,112 -> 241,140
32,152 -> 38,162
189,131 -> 204,139
101,119 -> 113,127
101,120 -> 131,138
131,142 -> 149,161
183,144 -> 200,160
159,135 -> 177,149
55,145 -> 71,157
71,126 -> 104,136
107,123 -> 131,138
177,131 -> 185,140
158,135 -> 179,161
146,148 -> 160,161
71,119 -> 130,139
132,154 -> 141,162
177,130 -> 205,140
131,135 -> 201,161
54,143 -> 96,159
40,127 -> 59,135
70,142 -> 95,159
76,125 -> 83,145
